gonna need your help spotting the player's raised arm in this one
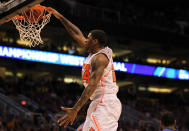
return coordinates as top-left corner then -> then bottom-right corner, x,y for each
48,8 -> 86,48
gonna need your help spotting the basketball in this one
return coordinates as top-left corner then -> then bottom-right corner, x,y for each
23,8 -> 44,23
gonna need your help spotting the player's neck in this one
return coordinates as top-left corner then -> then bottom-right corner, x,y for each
90,45 -> 105,54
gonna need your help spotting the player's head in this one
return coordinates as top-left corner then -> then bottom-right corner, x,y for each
85,29 -> 108,52
160,112 -> 176,129
90,29 -> 108,47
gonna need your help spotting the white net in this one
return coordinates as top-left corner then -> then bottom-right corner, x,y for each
12,7 -> 51,47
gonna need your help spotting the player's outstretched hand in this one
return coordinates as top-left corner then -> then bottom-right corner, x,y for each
57,106 -> 78,128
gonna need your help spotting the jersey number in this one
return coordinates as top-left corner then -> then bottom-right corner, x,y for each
83,66 -> 116,83
89,127 -> 95,131
83,70 -> 90,83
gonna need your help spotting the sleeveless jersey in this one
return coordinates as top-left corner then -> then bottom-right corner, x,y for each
81,46 -> 118,100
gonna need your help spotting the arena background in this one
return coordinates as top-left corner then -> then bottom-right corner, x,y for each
0,0 -> 189,130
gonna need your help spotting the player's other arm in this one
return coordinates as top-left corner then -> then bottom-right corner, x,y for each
73,54 -> 109,112
57,54 -> 109,127
48,8 -> 86,47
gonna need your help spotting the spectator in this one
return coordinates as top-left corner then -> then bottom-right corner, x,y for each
160,112 -> 177,131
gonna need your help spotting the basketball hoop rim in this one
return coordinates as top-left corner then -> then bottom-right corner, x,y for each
12,4 -> 51,21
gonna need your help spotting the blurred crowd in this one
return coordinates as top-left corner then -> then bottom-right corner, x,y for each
0,75 -> 83,131
118,87 -> 189,131
0,74 -> 189,131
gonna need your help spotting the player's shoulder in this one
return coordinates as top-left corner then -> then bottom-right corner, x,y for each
93,53 -> 108,62
98,46 -> 112,60
91,46 -> 112,64
91,53 -> 109,67
100,46 -> 112,54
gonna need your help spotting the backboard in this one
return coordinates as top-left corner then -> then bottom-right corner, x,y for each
0,0 -> 45,25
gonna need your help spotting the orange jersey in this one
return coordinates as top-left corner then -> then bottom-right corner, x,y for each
81,47 -> 118,100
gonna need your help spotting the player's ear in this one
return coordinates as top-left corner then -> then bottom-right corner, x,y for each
93,39 -> 98,44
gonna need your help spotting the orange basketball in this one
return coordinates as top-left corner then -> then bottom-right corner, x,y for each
23,4 -> 45,23
23,9 -> 42,23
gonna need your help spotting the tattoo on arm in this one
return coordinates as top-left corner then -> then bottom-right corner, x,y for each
60,19 -> 79,35
73,62 -> 98,112
59,16 -> 81,36
58,15 -> 86,47
73,55 -> 108,112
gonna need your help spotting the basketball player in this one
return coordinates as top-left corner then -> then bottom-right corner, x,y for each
160,112 -> 178,131
48,8 -> 122,131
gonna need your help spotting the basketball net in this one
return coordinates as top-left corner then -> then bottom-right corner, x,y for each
12,5 -> 51,47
